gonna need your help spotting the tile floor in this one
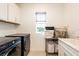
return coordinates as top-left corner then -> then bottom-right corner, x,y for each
28,51 -> 58,56
28,51 -> 46,56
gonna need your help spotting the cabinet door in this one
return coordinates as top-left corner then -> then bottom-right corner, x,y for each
0,3 -> 8,20
8,3 -> 20,23
8,3 -> 16,22
14,4 -> 20,23
58,45 -> 64,56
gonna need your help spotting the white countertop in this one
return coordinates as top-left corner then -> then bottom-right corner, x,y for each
58,38 -> 79,52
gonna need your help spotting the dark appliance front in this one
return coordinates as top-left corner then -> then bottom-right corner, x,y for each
6,33 -> 30,56
0,37 -> 21,56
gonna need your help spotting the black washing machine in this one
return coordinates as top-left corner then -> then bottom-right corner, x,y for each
0,37 -> 21,56
6,33 -> 30,56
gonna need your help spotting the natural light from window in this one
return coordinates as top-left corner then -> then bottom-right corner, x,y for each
35,12 -> 47,34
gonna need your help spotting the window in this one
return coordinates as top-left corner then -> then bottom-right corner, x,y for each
35,12 -> 47,34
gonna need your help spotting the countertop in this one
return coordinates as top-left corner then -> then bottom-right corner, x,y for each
0,37 -> 20,46
6,33 -> 30,37
58,38 -> 79,52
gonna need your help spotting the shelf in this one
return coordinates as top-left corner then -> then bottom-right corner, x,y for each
0,19 -> 20,25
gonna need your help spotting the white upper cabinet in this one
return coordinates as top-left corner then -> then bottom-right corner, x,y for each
14,4 -> 20,23
0,3 -> 20,24
8,3 -> 20,22
8,3 -> 15,22
0,3 -> 8,20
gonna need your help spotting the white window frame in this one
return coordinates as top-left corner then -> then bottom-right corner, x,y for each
35,12 -> 47,34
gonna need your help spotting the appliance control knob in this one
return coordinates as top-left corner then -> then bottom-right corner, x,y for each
12,41 -> 15,44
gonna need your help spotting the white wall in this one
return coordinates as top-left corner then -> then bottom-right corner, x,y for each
0,22 -> 18,37
17,3 -> 64,51
64,3 -> 79,38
